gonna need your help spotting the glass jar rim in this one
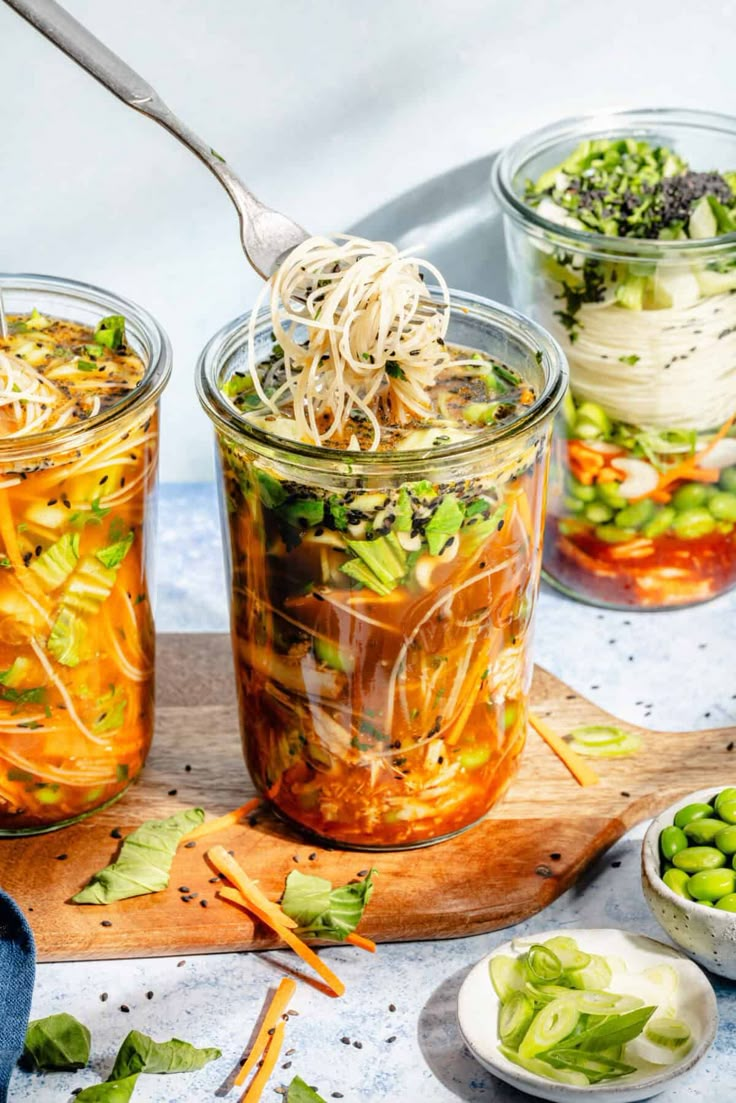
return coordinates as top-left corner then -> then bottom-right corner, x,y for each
0,272 -> 172,460
196,286 -> 568,472
491,106 -> 736,259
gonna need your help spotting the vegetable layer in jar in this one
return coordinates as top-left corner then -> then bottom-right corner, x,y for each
206,236 -> 564,848
0,308 -> 160,832
497,119 -> 736,608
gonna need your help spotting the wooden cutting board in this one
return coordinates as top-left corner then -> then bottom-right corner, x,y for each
1,633 -> 733,963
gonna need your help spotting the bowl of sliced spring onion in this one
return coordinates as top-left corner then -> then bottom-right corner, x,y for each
642,786 -> 736,979
457,928 -> 717,1103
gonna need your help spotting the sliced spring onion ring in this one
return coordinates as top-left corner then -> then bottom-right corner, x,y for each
499,992 -> 535,1049
518,998 -> 580,1060
565,725 -> 643,758
644,1019 -> 692,1050
499,1044 -> 590,1087
525,945 -> 563,984
565,953 -> 613,991
489,955 -> 525,1003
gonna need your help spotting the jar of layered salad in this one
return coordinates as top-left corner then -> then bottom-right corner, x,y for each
0,275 -> 170,833
493,109 -> 736,608
198,238 -> 566,849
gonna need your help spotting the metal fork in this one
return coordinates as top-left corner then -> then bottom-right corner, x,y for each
3,0 -> 310,281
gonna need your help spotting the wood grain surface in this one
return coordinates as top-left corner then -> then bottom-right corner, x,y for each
1,633 -> 733,963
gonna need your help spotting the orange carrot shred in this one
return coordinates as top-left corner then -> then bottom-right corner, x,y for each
209,850 -> 298,929
219,884 -> 298,930
528,713 -> 600,787
209,849 -> 345,996
240,1019 -> 285,1103
346,931 -> 376,953
179,798 -> 261,843
234,977 -> 296,1088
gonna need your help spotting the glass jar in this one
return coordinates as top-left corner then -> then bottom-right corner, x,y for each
493,108 -> 736,608
197,290 -> 566,849
0,274 -> 171,834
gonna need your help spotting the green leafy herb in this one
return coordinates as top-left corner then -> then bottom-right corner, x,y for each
222,372 -> 254,399
385,360 -> 406,380
281,868 -> 375,940
0,684 -> 46,706
0,656 -> 31,687
47,608 -> 86,667
77,360 -> 97,373
282,499 -> 325,529
0,556 -> 11,568
424,495 -> 465,556
29,532 -> 79,589
392,487 -> 413,532
256,470 -> 287,509
409,480 -> 436,500
573,1006 -> 657,1051
72,807 -> 205,904
287,1077 -> 327,1103
93,690 -> 127,734
96,532 -> 134,570
94,315 -> 126,351
70,498 -> 112,527
618,354 -> 640,366
75,1075 -> 139,1102
110,1031 -> 221,1080
328,495 -> 348,531
22,1013 -> 91,1071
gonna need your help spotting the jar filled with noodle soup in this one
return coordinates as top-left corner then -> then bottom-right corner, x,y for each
0,275 -> 170,833
493,108 -> 736,608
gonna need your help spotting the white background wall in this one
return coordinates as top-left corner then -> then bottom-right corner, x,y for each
2,0 -> 735,480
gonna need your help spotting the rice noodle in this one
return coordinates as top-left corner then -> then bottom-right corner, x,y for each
242,234 -> 466,450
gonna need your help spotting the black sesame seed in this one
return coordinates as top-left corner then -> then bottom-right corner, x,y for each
146,991 -> 154,1000
100,920 -> 113,928
200,899 -> 208,908
340,1036 -> 350,1045
55,854 -> 68,861
100,992 -> 108,1002
388,1003 -> 396,1012
549,852 -> 561,861
120,1004 -> 130,1013
386,1036 -> 397,1043
184,841 -> 196,849
353,1041 -> 362,1049
184,764 -> 192,772
168,789 -> 178,796
110,828 -> 122,839
611,860 -> 622,869
178,886 -> 190,894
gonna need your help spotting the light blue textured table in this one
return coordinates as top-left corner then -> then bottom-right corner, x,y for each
13,484 -> 736,1102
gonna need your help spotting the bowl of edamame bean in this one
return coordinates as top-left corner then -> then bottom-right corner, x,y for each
642,786 -> 736,979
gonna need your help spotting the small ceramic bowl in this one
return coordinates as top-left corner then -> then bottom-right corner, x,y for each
642,785 -> 736,979
457,927 -> 717,1103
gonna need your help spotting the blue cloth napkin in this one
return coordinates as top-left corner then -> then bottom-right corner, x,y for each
0,889 -> 35,1103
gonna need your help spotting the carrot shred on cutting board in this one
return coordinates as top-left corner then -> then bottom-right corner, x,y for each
221,885 -> 376,953
210,849 -> 345,997
207,846 -> 297,928
179,799 -> 261,843
234,977 -> 296,1088
528,713 -> 600,787
240,1018 -> 285,1103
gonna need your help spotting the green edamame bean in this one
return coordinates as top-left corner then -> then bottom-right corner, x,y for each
662,868 -> 693,899
707,491 -> 736,522
596,482 -> 627,510
671,508 -> 716,539
595,524 -> 637,544
715,787 -> 736,812
687,868 -> 736,901
674,802 -> 715,828
672,483 -> 709,511
718,800 -> 736,825
715,892 -> 736,911
719,466 -> 736,494
584,502 -> 614,524
715,825 -> 736,855
564,496 -> 585,514
672,846 -> 726,872
660,825 -> 688,859
615,499 -> 656,530
642,507 -> 676,539
568,478 -> 597,503
684,818 -> 728,844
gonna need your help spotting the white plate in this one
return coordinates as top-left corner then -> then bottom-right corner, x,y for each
457,927 -> 718,1103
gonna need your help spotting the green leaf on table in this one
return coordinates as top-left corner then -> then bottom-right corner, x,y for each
72,807 -> 205,904
75,1075 -> 139,1102
110,1030 -> 221,1079
281,869 -> 375,940
287,1075 -> 327,1102
22,1012 -> 91,1071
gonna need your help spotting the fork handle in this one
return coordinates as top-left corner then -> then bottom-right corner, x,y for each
4,0 -> 264,220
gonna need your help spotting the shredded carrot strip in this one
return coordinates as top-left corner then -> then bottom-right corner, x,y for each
528,713 -> 600,787
209,850 -> 298,929
697,413 -> 735,459
234,977 -> 296,1088
346,931 -> 376,953
655,414 -> 735,492
219,886 -> 345,997
219,884 -> 298,930
180,799 -> 261,842
240,1019 -> 286,1103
